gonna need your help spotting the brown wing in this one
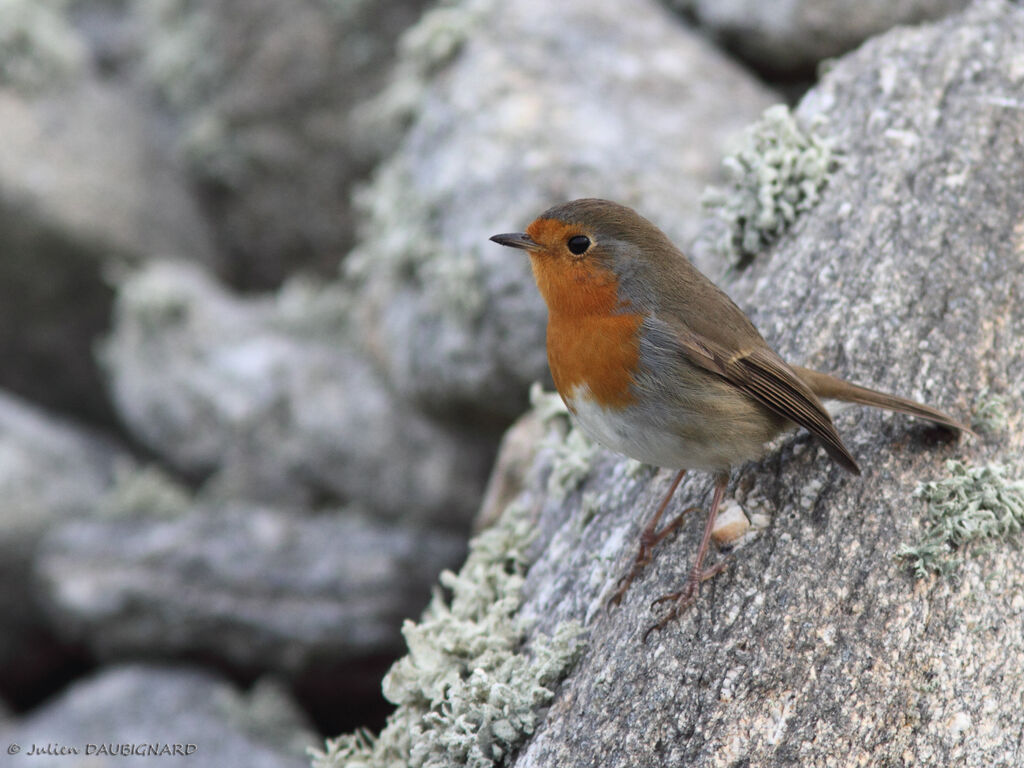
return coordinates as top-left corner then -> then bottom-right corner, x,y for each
672,325 -> 861,475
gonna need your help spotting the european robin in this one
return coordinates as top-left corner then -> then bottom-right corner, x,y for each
491,198 -> 967,638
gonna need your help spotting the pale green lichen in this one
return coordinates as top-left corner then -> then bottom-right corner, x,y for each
138,0 -> 220,111
274,275 -> 353,339
310,496 -> 586,768
525,384 -> 601,504
218,676 -> 318,758
898,460 -> 1024,578
0,0 -> 85,92
545,428 -> 601,504
346,160 -> 487,322
341,0 -> 502,324
971,388 -> 1009,434
527,382 -> 568,422
703,104 -> 838,266
359,0 -> 497,136
99,460 -> 192,519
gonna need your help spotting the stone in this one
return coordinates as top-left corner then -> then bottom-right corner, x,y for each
36,502 -> 465,677
100,261 -> 494,525
505,3 -> 1024,765
0,664 -> 313,768
348,0 -> 779,423
0,0 -> 218,422
709,499 -> 750,546
0,390 -> 128,703
136,0 -> 431,288
474,404 -> 548,534
671,0 -> 970,74
324,2 -> 1024,766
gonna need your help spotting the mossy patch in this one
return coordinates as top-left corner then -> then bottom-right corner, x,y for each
898,460 -> 1024,578
704,104 -> 839,267
310,493 -> 586,768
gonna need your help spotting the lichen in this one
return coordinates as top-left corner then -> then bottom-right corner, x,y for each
898,460 -> 1024,578
527,382 -> 568,422
99,460 -> 192,520
525,384 -> 601,504
310,494 -> 586,768
0,0 -> 85,92
359,0 -> 497,136
971,388 -> 1009,434
703,104 -> 839,266
545,428 -> 601,504
138,0 -> 220,111
346,157 -> 488,323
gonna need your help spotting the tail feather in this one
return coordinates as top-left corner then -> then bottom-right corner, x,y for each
791,366 -> 972,434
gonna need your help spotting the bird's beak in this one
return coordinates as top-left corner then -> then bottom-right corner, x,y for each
489,232 -> 539,250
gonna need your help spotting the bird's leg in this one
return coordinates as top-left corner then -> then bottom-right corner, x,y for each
643,471 -> 730,642
608,469 -> 698,607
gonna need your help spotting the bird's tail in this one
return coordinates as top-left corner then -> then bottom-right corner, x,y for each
792,366 -> 971,434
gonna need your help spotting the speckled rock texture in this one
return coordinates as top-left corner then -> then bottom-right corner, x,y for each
349,0 -> 779,423
504,3 -> 1024,766
670,0 -> 970,73
0,392 -> 128,702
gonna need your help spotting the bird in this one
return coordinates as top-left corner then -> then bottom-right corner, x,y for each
490,198 -> 968,638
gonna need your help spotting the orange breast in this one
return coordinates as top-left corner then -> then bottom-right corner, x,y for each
547,312 -> 643,410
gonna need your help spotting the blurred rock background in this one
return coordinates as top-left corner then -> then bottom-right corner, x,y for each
0,0 -> 976,766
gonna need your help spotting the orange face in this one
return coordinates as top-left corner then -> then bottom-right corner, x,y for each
523,217 -> 623,319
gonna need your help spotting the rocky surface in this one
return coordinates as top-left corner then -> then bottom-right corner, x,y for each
0,2 -> 217,422
0,392 -> 128,702
1,665 -> 314,768
36,502 -> 465,676
135,0 -> 431,288
671,0 -> 970,74
100,261 -> 495,525
6,0 -> 1018,762
498,3 -> 1024,766
348,0 -> 780,424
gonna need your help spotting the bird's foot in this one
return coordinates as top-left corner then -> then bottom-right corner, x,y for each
606,505 -> 701,609
642,559 -> 729,643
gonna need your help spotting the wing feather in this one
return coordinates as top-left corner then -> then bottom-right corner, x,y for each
670,324 -> 861,475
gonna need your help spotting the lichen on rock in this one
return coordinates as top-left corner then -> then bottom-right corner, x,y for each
971,388 -> 1009,435
703,104 -> 839,266
311,495 -> 586,768
899,460 -> 1024,577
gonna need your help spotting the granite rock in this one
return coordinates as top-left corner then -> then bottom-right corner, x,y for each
496,3 -> 1024,766
0,391 -> 128,702
137,0 -> 431,288
36,502 -> 465,677
0,0 -> 218,422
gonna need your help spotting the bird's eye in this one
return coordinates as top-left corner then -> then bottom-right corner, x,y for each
567,235 -> 590,255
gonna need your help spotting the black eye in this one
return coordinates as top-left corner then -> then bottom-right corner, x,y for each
567,235 -> 590,255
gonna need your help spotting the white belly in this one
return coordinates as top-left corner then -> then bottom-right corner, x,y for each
565,384 -> 777,472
